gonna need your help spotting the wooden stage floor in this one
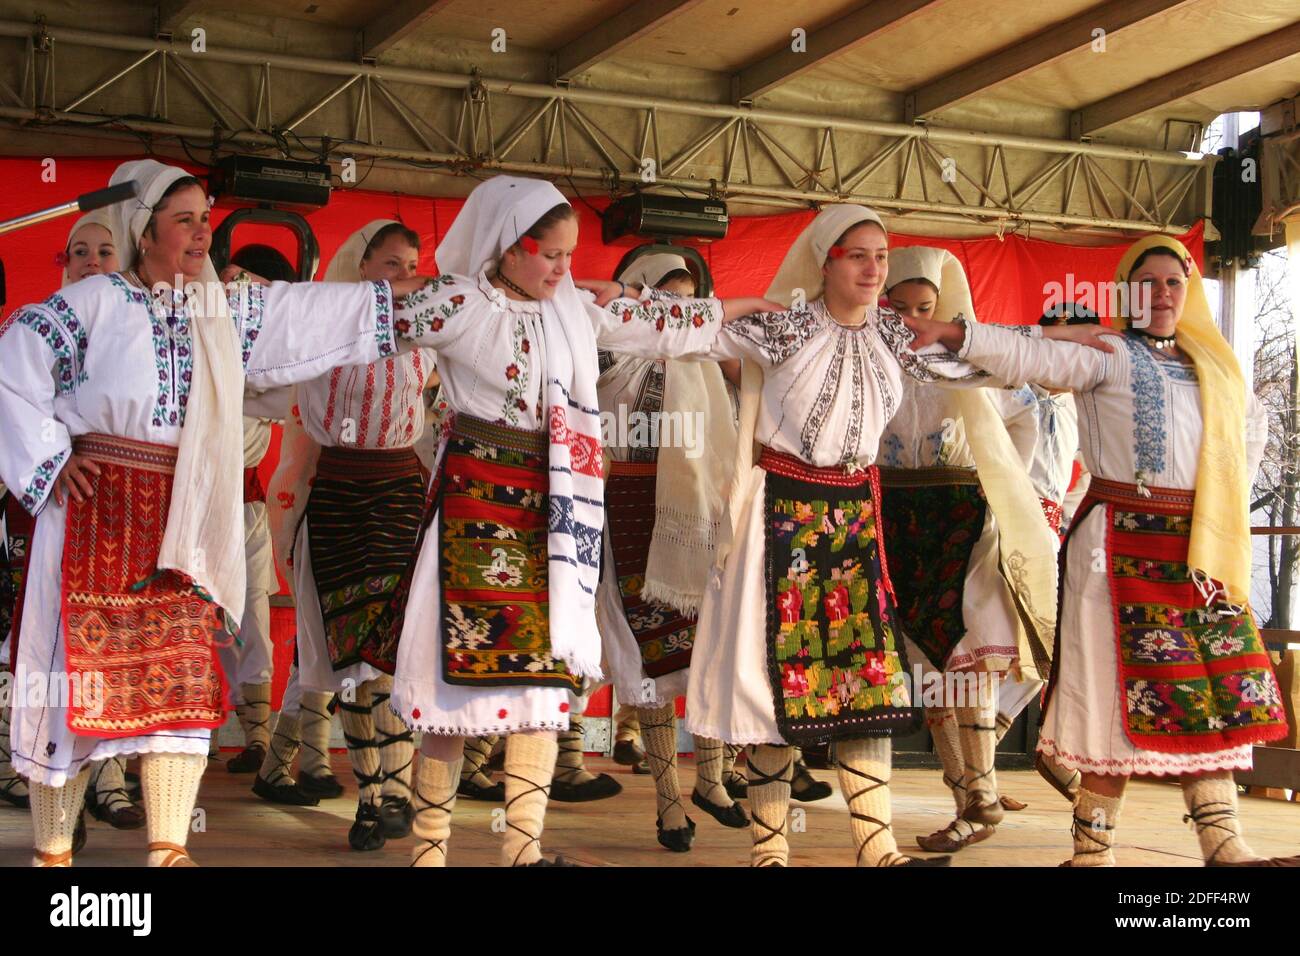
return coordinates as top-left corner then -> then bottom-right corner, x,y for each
2,752 -> 1295,867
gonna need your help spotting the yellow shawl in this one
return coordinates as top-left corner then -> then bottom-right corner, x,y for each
1115,235 -> 1252,609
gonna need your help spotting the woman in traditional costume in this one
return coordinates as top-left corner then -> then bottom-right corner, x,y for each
904,235 -> 1296,867
684,206 -> 1036,868
595,252 -> 749,851
381,174 -> 778,867
878,246 -> 1055,854
0,159 -> 424,866
261,221 -> 433,849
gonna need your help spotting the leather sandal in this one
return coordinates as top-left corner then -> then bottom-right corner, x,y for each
962,794 -> 1005,826
789,760 -> 832,802
549,773 -> 623,802
457,776 -> 505,801
348,802 -> 386,851
999,794 -> 1028,811
34,847 -> 74,867
298,772 -> 344,800
224,744 -> 266,774
252,774 -> 320,806
148,840 -> 197,867
916,822 -> 995,853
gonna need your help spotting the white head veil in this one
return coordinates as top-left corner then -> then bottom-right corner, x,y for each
765,205 -> 886,306
617,253 -> 690,291
108,159 -> 246,628
437,175 -> 604,679
325,219 -> 402,282
60,209 -> 118,288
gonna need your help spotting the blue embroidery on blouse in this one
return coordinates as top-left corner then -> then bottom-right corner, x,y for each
237,282 -> 266,367
22,448 -> 70,514
145,289 -> 193,429
14,293 -> 88,396
1122,333 -> 1166,476
373,281 -> 396,358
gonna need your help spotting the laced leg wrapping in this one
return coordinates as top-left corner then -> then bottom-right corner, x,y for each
502,733 -> 559,867
460,735 -> 498,786
638,704 -> 685,829
236,682 -> 272,751
722,743 -> 745,788
368,677 -> 413,800
91,757 -> 134,813
411,754 -> 462,867
258,709 -> 302,786
1181,775 -> 1259,864
337,684 -> 381,807
746,744 -> 793,867
1069,787 -> 1121,867
836,737 -> 910,867
926,706 -> 966,818
298,690 -> 335,778
956,699 -> 999,807
554,716 -> 594,786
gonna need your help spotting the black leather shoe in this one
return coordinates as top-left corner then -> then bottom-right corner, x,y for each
724,776 -> 748,800
298,772 -> 344,800
457,777 -> 505,801
252,775 -> 320,806
348,803 -> 386,851
656,815 -> 696,853
549,773 -> 623,802
379,794 -> 414,838
225,744 -> 266,774
691,789 -> 749,828
790,761 -> 832,802
612,739 -> 646,766
522,854 -> 578,867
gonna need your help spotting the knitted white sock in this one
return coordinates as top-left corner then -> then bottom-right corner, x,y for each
1070,787 -> 1121,866
554,717 -> 596,786
957,698 -> 999,807
29,769 -> 89,866
258,708 -> 302,785
141,752 -> 206,866
926,706 -> 966,817
91,757 -> 133,813
746,744 -> 793,867
368,677 -> 413,802
411,753 -> 462,867
337,683 -> 380,808
614,703 -> 641,744
722,743 -> 745,789
236,682 -> 272,751
460,735 -> 498,787
691,735 -> 735,808
502,732 -> 558,866
298,690 -> 335,778
638,704 -> 686,829
837,736 -> 912,867
1180,775 -> 1261,864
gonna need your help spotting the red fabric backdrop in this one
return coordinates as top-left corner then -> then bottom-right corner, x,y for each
0,155 -> 1204,712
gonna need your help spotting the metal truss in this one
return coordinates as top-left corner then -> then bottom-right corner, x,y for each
0,18 -> 1215,235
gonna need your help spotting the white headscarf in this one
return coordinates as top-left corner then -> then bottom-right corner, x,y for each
618,252 -> 690,291
612,253 -> 736,614
887,244 -> 1058,678
60,210 -> 118,288
325,219 -> 401,282
766,204 -> 887,307
109,159 -> 246,628
438,175 -> 604,679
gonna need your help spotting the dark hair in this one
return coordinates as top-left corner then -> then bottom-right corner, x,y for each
363,222 -> 420,259
144,175 -> 205,240
1127,247 -> 1191,280
231,243 -> 296,282
887,276 -> 939,295
656,268 -> 696,290
1039,302 -> 1099,326
831,218 -> 887,250
522,203 -> 576,243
